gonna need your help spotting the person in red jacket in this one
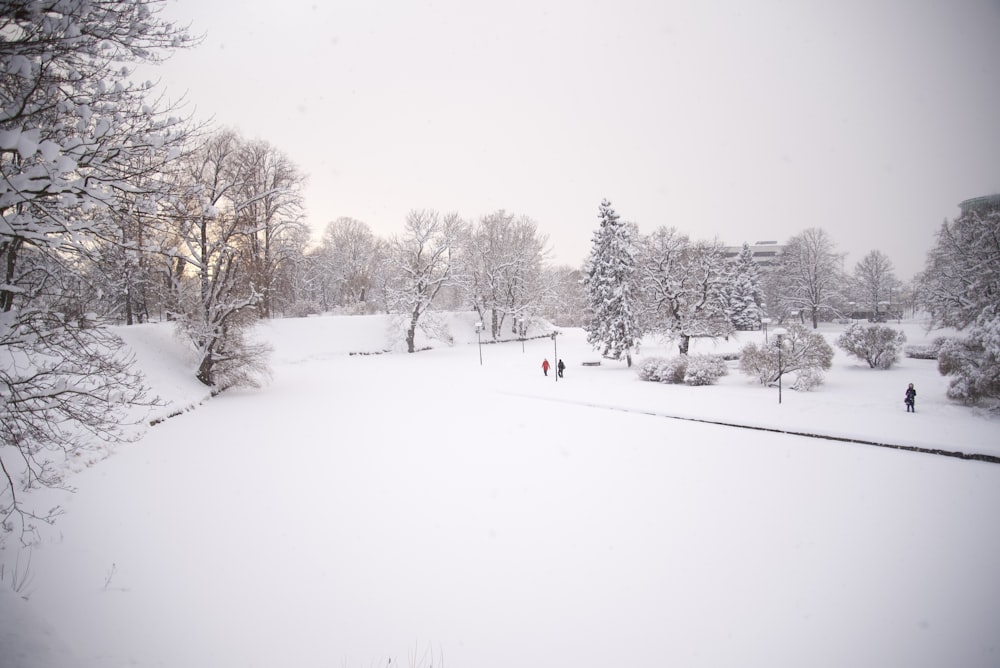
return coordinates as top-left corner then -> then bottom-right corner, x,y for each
542,358 -> 550,376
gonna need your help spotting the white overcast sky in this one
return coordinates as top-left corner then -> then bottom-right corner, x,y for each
144,0 -> 1000,278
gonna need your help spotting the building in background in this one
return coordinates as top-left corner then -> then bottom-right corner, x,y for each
722,240 -> 786,268
958,193 -> 1000,217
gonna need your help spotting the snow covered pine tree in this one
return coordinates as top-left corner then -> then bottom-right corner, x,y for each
583,199 -> 641,367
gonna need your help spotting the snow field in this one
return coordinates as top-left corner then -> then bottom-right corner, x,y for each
4,314 -> 1000,667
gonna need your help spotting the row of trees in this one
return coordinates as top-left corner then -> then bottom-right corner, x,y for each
584,197 -> 1000,407
582,199 -> 913,365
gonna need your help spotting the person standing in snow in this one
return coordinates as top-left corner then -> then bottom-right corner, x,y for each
904,383 -> 916,412
557,359 -> 565,378
542,358 -> 550,376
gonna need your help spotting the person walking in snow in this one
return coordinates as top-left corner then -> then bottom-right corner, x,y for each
904,383 -> 916,412
542,358 -> 550,376
557,359 -> 565,378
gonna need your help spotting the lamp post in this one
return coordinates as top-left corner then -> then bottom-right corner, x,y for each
773,326 -> 787,404
761,317 -> 771,344
475,321 -> 483,366
551,331 -> 558,383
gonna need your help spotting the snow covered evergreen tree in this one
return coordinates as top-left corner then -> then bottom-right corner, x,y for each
728,242 -> 765,331
583,199 -> 640,367
919,197 -> 1000,405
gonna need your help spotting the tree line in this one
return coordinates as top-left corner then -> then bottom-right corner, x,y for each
584,198 -> 1000,407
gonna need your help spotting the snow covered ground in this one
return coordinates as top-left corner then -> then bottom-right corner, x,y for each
3,313 -> 1000,667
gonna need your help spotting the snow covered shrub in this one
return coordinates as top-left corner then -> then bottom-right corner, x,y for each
739,342 -> 777,384
937,315 -> 1000,407
684,354 -> 728,386
905,337 -> 949,360
905,344 -> 938,359
792,367 -> 825,391
836,323 -> 906,369
659,356 -> 688,384
637,356 -> 688,383
637,357 -> 666,382
739,324 -> 833,386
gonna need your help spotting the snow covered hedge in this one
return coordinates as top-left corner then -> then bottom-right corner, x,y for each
637,354 -> 728,386
905,337 -> 949,360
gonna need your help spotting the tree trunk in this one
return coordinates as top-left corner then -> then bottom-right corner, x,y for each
197,346 -> 215,386
678,334 -> 691,355
406,308 -> 420,353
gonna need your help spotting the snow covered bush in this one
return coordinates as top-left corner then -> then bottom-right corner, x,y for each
684,354 -> 728,386
739,324 -> 834,386
905,337 -> 949,360
638,354 -> 728,386
836,323 -> 907,369
937,315 -> 1000,407
739,343 -> 776,384
636,356 -> 687,384
637,357 -> 665,382
792,367 -> 825,391
905,344 -> 938,359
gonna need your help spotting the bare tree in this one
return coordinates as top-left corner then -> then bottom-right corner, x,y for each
852,249 -> 899,319
0,0 -> 195,540
384,210 -> 465,353
771,228 -> 844,328
233,138 -> 308,319
464,210 -> 549,339
163,130 -> 271,388
314,217 -> 383,311
637,227 -> 732,355
540,265 -> 588,327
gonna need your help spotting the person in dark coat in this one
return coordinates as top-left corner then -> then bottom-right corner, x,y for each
542,358 -> 550,376
904,383 -> 916,412
557,359 -> 565,378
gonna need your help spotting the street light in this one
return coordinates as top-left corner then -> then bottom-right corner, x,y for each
773,326 -> 787,404
475,321 -> 483,365
551,330 -> 558,383
761,317 -> 771,344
